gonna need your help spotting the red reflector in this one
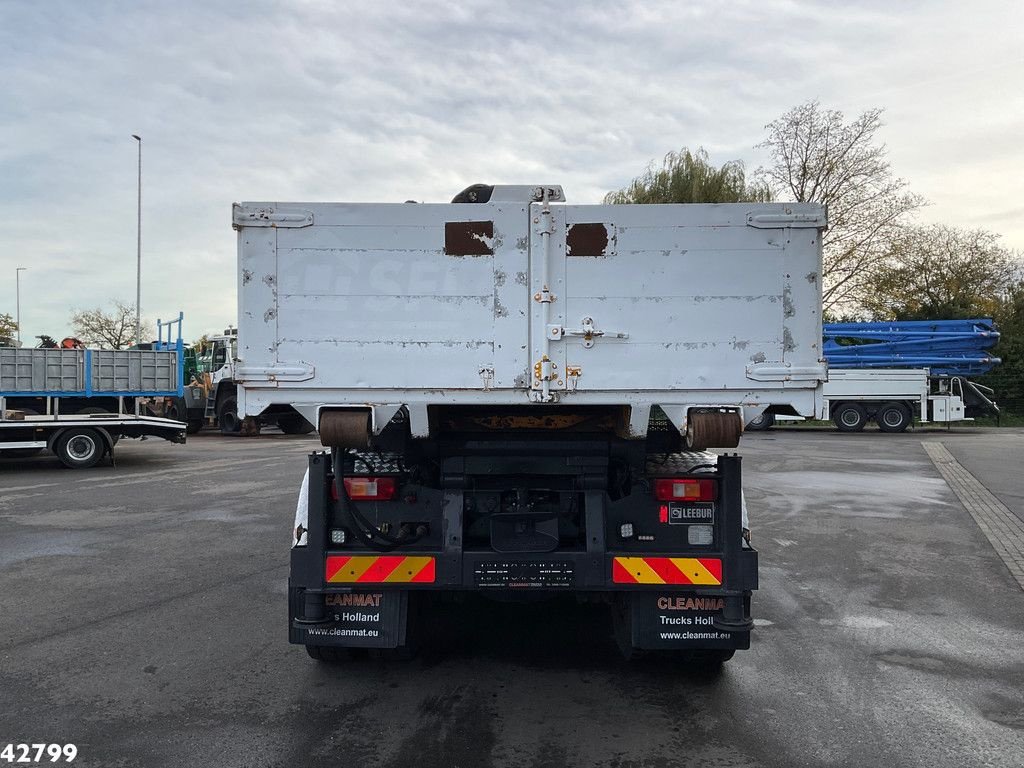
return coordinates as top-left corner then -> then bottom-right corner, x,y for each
653,478 -> 716,502
659,505 -> 669,523
342,477 -> 397,501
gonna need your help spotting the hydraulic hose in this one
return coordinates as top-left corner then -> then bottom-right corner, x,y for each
331,448 -> 425,552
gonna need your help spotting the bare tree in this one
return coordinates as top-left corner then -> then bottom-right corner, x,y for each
70,301 -> 152,349
605,147 -> 771,204
861,225 -> 1021,320
757,101 -> 926,312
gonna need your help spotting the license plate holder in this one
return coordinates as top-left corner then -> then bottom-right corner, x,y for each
474,560 -> 575,588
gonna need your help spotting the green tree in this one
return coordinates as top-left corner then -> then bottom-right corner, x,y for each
604,147 -> 771,204
757,101 -> 926,313
0,312 -> 17,345
861,225 -> 1019,320
980,280 -> 1024,416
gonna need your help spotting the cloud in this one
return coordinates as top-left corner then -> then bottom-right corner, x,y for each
1,0 -> 1022,340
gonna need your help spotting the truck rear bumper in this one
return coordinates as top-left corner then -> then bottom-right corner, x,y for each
289,548 -> 756,651
311,549 -> 757,591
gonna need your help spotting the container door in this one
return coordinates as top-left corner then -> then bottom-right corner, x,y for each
535,204 -> 791,393
271,202 -> 531,391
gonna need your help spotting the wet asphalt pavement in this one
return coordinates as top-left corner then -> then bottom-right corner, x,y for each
1,427 -> 1023,768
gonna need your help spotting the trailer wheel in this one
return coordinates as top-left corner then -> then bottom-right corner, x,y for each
55,428 -> 104,469
876,402 -> 911,433
163,397 -> 188,423
305,645 -> 355,663
833,403 -> 867,432
217,395 -> 242,435
745,412 -> 775,431
277,413 -> 316,435
690,649 -> 735,664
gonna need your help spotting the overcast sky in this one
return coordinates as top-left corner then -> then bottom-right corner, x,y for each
2,0 -> 1022,342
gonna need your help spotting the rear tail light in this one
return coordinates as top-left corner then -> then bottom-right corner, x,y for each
653,478 -> 716,502
331,476 -> 398,501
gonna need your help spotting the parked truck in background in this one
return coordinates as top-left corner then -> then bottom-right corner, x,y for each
748,319 -> 1000,432
191,328 -> 315,436
143,329 -> 315,435
234,185 -> 827,664
0,315 -> 187,467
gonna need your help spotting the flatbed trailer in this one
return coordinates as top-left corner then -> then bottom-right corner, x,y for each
0,408 -> 186,468
1,315 -> 187,467
234,185 -> 827,664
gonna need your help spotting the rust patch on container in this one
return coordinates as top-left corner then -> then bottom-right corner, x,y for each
445,221 -> 494,256
567,223 -> 610,257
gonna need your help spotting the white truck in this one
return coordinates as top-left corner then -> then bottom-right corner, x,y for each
749,369 -> 997,432
233,185 -> 827,663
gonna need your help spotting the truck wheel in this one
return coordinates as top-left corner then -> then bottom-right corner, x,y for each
876,402 -> 911,433
833,403 -> 867,432
277,413 -> 316,435
55,428 -> 105,469
186,418 -> 204,435
217,395 -> 241,435
691,649 -> 735,664
163,397 -> 188,422
305,645 -> 354,663
745,412 -> 774,431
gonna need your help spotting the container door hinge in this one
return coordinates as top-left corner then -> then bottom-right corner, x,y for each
566,366 -> 582,391
478,366 -> 495,390
745,206 -> 827,229
232,204 -> 314,229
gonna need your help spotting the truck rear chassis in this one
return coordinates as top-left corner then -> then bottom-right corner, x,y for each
289,433 -> 757,661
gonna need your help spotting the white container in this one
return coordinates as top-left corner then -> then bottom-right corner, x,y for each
233,188 -> 826,439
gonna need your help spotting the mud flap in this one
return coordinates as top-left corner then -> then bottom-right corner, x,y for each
615,592 -> 750,655
292,590 -> 408,649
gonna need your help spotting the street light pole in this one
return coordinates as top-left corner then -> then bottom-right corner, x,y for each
131,134 -> 142,345
15,267 -> 26,345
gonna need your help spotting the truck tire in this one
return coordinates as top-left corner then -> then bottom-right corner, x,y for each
163,397 -> 187,423
217,395 -> 242,435
833,403 -> 867,432
186,418 -> 205,435
305,645 -> 354,663
691,649 -> 735,664
55,427 -> 105,469
277,413 -> 316,435
745,412 -> 774,431
876,402 -> 911,433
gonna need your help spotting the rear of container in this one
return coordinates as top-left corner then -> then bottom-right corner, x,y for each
234,188 -> 826,663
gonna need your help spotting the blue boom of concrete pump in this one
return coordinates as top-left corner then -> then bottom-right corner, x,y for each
823,319 -> 1001,376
